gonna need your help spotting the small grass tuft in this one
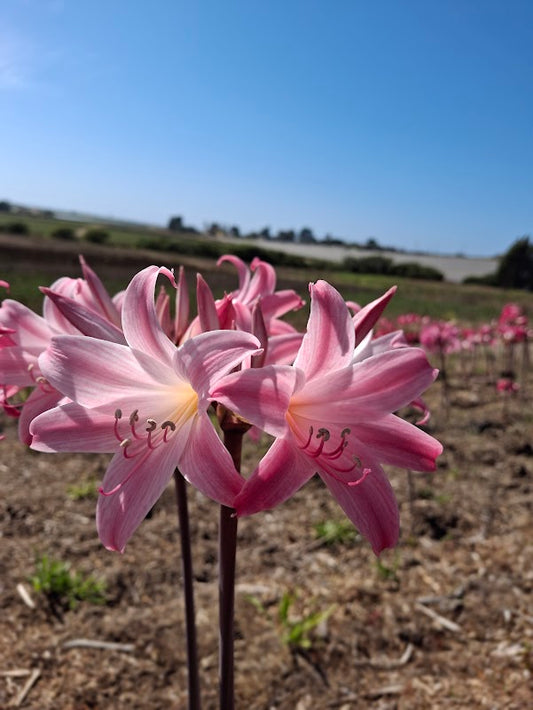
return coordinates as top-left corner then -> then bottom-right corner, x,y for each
30,554 -> 106,613
314,518 -> 358,546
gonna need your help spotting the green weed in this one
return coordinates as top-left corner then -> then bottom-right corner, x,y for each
30,554 -> 106,613
66,477 -> 99,501
248,590 -> 336,651
314,518 -> 358,546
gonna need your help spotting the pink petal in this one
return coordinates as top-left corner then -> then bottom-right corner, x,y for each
260,290 -> 305,321
30,402 -> 119,453
293,348 -> 438,420
40,287 -> 126,343
79,255 -> 121,326
18,387 -> 63,445
352,286 -> 397,346
196,274 -> 221,332
176,330 -> 261,398
244,259 -> 276,302
234,438 -> 313,516
0,299 -> 53,349
122,266 -> 177,364
321,461 -> 399,554
351,415 -> 443,471
96,441 -> 180,552
174,266 -> 190,342
293,281 -> 354,380
155,286 -> 172,339
211,365 -> 300,437
264,332 -> 304,366
217,254 -> 251,294
177,413 -> 245,507
0,346 -> 40,385
39,336 -> 176,410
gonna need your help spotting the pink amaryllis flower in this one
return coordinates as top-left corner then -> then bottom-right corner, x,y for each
0,258 -> 125,443
180,255 -> 305,365
212,280 -> 442,554
30,266 -> 261,552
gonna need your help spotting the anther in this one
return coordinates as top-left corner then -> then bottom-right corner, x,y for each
317,427 -> 330,441
162,420 -> 176,442
146,419 -> 157,432
129,409 -> 139,426
115,409 -> 122,419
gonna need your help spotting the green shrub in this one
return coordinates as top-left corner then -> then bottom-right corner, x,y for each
84,228 -> 110,244
0,221 -> 29,235
391,261 -> 444,281
344,255 -> 393,274
52,227 -> 76,240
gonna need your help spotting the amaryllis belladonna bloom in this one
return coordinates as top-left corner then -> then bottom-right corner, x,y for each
30,266 -> 261,552
212,280 -> 442,554
0,258 -> 125,443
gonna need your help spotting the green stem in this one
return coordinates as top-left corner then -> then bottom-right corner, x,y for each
174,470 -> 202,710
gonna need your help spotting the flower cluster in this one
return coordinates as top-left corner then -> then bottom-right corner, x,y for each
0,256 -> 442,553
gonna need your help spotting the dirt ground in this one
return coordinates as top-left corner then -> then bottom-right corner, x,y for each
1,343 -> 532,710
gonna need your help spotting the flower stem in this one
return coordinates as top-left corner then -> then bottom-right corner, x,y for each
218,426 -> 244,710
173,469 -> 202,710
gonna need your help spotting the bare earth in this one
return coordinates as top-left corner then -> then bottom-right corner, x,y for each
1,355 -> 532,709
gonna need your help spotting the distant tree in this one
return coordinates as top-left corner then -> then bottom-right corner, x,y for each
495,236 -> 533,290
275,229 -> 296,243
259,227 -> 271,240
298,227 -> 316,244
206,222 -> 218,237
168,215 -> 184,232
0,200 -> 11,212
229,225 -> 241,238
365,237 -> 381,250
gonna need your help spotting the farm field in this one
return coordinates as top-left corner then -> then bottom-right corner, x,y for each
0,237 -> 532,709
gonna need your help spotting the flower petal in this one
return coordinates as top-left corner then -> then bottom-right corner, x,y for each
40,287 -> 126,343
352,286 -> 396,346
211,365 -> 300,437
96,442 -> 179,552
293,281 -> 354,380
122,266 -> 177,363
79,255 -> 121,326
234,438 -> 313,516
18,387 -> 63,445
30,402 -> 119,452
351,415 -> 442,471
293,348 -> 438,420
39,336 -> 176,411
177,413 -> 245,507
176,330 -> 261,398
321,461 -> 399,554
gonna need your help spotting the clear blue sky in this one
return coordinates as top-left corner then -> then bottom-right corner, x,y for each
2,1 -> 532,256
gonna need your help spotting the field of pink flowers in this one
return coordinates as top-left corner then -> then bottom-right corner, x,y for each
0,245 -> 531,709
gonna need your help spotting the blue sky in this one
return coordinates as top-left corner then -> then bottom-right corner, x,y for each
2,1 -> 532,256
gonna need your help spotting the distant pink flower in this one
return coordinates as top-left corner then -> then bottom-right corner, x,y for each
212,281 -> 442,554
496,377 -> 519,394
420,320 -> 460,355
31,266 -> 260,552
